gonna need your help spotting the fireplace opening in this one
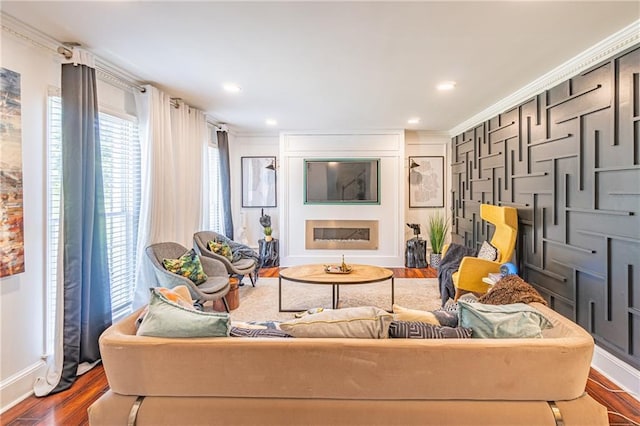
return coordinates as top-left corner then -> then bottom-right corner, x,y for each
313,227 -> 370,242
305,220 -> 378,250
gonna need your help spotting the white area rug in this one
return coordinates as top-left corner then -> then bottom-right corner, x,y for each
224,277 -> 441,322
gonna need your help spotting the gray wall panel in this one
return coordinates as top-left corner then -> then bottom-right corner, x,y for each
451,46 -> 640,369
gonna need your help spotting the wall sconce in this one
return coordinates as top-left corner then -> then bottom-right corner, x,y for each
265,159 -> 277,171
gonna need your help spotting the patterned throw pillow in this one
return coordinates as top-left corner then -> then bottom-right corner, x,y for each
477,241 -> 499,261
208,240 -> 233,261
432,309 -> 459,328
162,249 -> 208,285
388,321 -> 473,339
230,327 -> 293,338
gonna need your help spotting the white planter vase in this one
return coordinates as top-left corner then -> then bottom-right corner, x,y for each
430,253 -> 442,269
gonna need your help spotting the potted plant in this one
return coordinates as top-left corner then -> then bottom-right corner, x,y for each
260,209 -> 273,241
428,213 -> 449,269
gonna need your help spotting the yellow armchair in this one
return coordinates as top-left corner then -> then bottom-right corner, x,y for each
453,204 -> 518,300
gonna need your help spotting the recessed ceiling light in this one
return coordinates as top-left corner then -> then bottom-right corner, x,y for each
437,81 -> 456,91
223,83 -> 242,93
265,119 -> 278,126
407,117 -> 420,124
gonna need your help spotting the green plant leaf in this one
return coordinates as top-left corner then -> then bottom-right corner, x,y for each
428,213 -> 450,254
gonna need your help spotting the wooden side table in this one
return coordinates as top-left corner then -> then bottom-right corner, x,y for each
258,238 -> 279,267
213,277 -> 239,311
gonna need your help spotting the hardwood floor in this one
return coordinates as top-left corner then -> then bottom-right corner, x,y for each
3,267 -> 638,425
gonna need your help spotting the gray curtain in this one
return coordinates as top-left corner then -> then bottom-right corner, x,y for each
217,130 -> 234,239
54,63 -> 112,393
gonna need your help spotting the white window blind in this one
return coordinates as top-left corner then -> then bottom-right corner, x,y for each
100,112 -> 141,317
46,92 -> 62,355
46,94 -> 141,353
208,126 -> 225,234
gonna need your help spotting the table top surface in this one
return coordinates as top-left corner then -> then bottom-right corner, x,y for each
279,263 -> 393,285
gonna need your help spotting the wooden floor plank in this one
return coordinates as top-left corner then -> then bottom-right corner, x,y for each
3,267 -> 637,425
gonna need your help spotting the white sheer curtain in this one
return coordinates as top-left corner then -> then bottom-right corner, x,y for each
170,100 -> 208,242
132,86 -> 208,309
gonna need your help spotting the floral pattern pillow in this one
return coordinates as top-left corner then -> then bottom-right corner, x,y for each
208,240 -> 233,261
162,249 -> 208,285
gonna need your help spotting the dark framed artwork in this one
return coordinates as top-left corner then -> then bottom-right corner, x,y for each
241,156 -> 277,208
408,156 -> 444,208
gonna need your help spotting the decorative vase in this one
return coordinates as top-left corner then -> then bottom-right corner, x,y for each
430,253 -> 442,269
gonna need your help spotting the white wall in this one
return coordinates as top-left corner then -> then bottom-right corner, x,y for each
0,33 -> 59,411
229,134 -> 279,247
279,130 -> 405,266
404,130 -> 450,252
0,29 -> 136,413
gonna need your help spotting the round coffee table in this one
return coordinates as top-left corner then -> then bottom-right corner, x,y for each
278,264 -> 394,312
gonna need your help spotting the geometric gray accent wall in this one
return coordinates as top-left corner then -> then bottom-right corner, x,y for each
451,46 -> 639,369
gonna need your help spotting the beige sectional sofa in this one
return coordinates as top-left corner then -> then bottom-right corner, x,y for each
88,302 -> 608,425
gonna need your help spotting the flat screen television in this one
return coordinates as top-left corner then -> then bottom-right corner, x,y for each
304,158 -> 380,204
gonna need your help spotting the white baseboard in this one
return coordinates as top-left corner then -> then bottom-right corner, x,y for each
0,360 -> 47,414
591,345 -> 640,402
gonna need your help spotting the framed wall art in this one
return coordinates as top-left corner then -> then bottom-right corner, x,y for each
241,156 -> 277,208
0,67 -> 25,277
408,156 -> 444,208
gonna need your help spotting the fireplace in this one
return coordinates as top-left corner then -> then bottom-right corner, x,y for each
305,220 -> 379,250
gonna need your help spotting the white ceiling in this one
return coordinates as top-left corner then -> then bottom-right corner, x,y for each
2,1 -> 639,134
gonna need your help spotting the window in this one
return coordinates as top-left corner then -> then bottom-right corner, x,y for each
208,125 -> 225,234
100,110 -> 141,316
46,93 -> 140,353
45,90 -> 61,355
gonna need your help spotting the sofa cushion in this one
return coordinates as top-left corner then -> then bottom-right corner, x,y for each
280,306 -> 393,338
162,249 -> 208,285
389,321 -> 472,339
392,304 -> 439,325
137,288 -> 230,338
458,300 -> 553,338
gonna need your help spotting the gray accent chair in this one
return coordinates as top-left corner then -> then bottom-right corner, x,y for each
146,242 -> 231,312
193,231 -> 258,287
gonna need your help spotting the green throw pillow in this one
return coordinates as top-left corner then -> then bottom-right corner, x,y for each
458,300 -> 553,338
162,249 -> 208,285
137,288 -> 230,338
207,240 -> 233,261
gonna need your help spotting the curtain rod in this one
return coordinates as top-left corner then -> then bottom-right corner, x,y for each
2,13 -> 146,94
3,12 -> 224,123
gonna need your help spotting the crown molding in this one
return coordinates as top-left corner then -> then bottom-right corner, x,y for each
1,11 -> 60,55
449,19 -> 640,137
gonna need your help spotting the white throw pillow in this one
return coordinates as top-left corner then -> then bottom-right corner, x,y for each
477,241 -> 499,261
